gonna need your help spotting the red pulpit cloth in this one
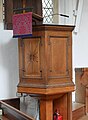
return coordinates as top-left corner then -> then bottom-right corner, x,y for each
13,12 -> 32,38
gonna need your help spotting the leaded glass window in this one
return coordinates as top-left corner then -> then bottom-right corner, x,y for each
2,0 -> 5,21
42,0 -> 53,23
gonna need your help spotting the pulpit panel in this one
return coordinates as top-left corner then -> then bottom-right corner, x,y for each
48,36 -> 69,78
19,38 -> 42,79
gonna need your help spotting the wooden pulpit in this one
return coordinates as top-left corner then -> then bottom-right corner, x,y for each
4,0 -> 75,120
17,24 -> 75,120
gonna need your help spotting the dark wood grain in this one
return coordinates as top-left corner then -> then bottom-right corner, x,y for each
4,0 -> 42,29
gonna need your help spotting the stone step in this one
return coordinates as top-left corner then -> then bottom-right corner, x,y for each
72,102 -> 86,120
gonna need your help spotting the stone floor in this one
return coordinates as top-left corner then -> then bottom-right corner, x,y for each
78,116 -> 88,120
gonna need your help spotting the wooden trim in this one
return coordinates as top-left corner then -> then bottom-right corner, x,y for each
33,25 -> 75,31
17,85 -> 75,95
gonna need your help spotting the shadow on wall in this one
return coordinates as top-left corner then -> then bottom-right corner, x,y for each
0,31 -> 19,99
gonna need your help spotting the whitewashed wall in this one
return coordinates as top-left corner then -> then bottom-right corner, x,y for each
73,0 -> 88,67
0,1 -> 19,99
59,0 -> 88,101
72,0 -> 88,101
